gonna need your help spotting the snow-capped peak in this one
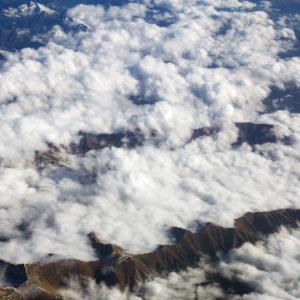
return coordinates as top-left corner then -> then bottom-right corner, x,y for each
3,2 -> 56,18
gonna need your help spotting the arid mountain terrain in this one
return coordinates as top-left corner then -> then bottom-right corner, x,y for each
0,209 -> 299,299
1,0 -> 300,299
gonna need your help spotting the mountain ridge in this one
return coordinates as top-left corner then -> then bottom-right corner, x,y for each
0,208 -> 299,299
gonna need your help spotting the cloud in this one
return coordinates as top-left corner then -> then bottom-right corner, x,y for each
0,0 -> 299,161
0,3 -> 299,300
115,227 -> 300,300
220,227 -> 300,299
139,266 -> 224,300
60,279 -> 142,300
56,227 -> 300,299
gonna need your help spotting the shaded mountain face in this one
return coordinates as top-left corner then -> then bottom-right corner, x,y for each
33,122 -> 287,167
263,0 -> 300,13
0,0 -> 165,53
73,130 -> 146,154
233,122 -> 278,146
0,2 -> 60,51
0,260 -> 27,288
76,122 -> 287,153
189,123 -> 286,148
0,1 -> 90,52
0,1 -> 299,299
0,209 -> 299,299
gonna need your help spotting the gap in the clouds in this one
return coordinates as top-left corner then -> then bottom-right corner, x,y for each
128,94 -> 161,105
215,20 -> 232,36
262,83 -> 300,114
44,166 -> 97,185
200,269 -> 254,298
251,0 -> 300,14
0,96 -> 18,106
31,122 -> 291,170
206,62 -> 235,69
278,29 -> 300,59
136,258 -> 255,299
0,0 -> 113,53
145,8 -> 177,27
17,220 -> 33,241
128,65 -> 163,105
0,6 -> 63,52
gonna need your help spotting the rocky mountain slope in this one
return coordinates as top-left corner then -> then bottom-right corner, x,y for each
0,209 -> 299,299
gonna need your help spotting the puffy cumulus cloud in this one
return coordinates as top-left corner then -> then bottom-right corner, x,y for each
109,227 -> 300,300
57,260 -> 224,300
59,280 -> 142,300
1,126 -> 300,261
0,0 -> 299,163
0,166 -> 97,262
220,227 -> 300,300
0,0 -> 299,276
140,265 -> 224,300
49,228 -> 300,299
70,134 -> 300,252
57,228 -> 300,299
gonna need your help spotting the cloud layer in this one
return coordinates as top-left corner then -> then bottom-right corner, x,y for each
134,227 -> 300,300
0,0 -> 299,287
57,227 -> 300,299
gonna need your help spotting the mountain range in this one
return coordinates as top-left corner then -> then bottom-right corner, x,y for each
0,208 -> 299,299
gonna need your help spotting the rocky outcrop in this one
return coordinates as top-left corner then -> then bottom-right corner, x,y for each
0,287 -> 23,300
34,150 -> 62,167
88,232 -> 124,258
234,209 -> 300,234
187,127 -> 219,143
0,209 -> 299,299
189,122 -> 289,147
233,122 -> 278,147
35,122 -> 286,166
72,130 -> 145,154
73,122 -> 287,153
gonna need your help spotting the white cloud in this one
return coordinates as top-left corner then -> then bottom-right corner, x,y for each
222,228 -> 300,300
60,279 -> 142,300
3,2 -> 56,18
0,3 -> 299,298
112,227 -> 300,300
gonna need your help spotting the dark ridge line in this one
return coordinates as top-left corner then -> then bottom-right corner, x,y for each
0,208 -> 299,299
34,122 -> 289,167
